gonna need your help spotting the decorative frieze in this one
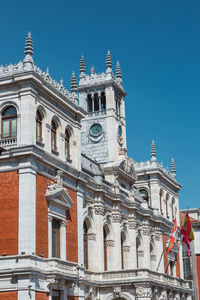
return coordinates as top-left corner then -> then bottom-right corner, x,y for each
135,286 -> 152,298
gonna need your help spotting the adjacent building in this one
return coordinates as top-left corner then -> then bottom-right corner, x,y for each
0,33 -> 193,300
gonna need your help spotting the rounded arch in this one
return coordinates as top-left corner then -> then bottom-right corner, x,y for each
104,293 -> 135,300
1,104 -> 17,139
139,188 -> 149,202
65,124 -> 73,137
51,115 -> 61,128
0,102 -> 19,114
36,105 -> 46,119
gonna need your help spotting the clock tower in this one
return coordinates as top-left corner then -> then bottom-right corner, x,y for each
78,51 -> 127,164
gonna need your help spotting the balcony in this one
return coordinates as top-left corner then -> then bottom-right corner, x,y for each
85,268 -> 192,290
0,137 -> 17,149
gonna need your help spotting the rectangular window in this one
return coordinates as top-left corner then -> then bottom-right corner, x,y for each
52,290 -> 60,300
52,219 -> 60,258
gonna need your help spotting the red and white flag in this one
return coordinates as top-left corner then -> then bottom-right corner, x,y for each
167,217 -> 178,253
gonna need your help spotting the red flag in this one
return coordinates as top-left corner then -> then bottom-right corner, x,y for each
180,212 -> 194,257
167,217 -> 178,253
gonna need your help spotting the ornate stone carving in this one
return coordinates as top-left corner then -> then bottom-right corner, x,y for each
160,290 -> 167,300
112,212 -> 121,223
120,157 -> 137,179
113,286 -> 121,297
138,250 -> 144,257
94,204 -> 104,215
60,220 -> 67,227
128,219 -> 137,230
123,246 -> 130,252
142,226 -> 150,236
174,293 -> 180,300
106,239 -> 114,247
48,215 -> 53,222
88,233 -> 96,241
150,254 -> 156,261
135,286 -> 152,298
186,295 -> 192,300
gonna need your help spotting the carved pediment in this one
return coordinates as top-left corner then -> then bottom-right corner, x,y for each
120,157 -> 137,179
46,170 -> 73,210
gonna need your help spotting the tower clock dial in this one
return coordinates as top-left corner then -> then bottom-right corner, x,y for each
90,123 -> 102,136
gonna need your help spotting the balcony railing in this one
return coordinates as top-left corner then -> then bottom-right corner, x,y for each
85,268 -> 192,289
0,137 -> 17,149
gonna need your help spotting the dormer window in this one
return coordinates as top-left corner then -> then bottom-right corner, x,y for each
139,189 -> 149,202
51,120 -> 57,151
1,106 -> 17,138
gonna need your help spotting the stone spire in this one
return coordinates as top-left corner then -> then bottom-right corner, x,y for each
106,50 -> 112,73
171,158 -> 176,177
80,55 -> 86,78
116,61 -> 122,78
23,32 -> 34,69
71,71 -> 78,93
150,140 -> 157,163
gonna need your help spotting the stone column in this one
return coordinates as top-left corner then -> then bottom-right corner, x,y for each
93,201 -> 104,271
18,167 -> 36,255
77,189 -> 84,265
155,229 -> 164,273
91,93 -> 94,112
135,286 -> 152,300
98,92 -> 101,111
128,217 -> 137,269
48,215 -> 53,258
60,220 -> 66,260
142,224 -> 150,270
112,208 -> 122,270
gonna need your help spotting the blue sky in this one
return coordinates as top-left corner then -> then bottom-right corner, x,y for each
0,0 -> 199,209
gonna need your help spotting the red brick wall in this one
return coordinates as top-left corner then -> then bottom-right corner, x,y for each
0,291 -> 17,299
196,254 -> 200,300
35,291 -> 49,300
36,174 -> 50,258
0,171 -> 18,255
68,296 -> 78,300
66,189 -> 78,262
163,234 -> 168,274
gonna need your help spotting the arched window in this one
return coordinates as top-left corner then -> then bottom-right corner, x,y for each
65,129 -> 70,159
136,237 -> 140,268
103,227 -> 108,271
51,120 -> 57,151
36,110 -> 43,142
139,189 -> 149,202
121,232 -> 125,270
101,92 -> 106,111
87,94 -> 92,113
83,221 -> 88,269
166,194 -> 169,218
1,106 -> 17,138
160,189 -> 163,214
94,93 -> 99,112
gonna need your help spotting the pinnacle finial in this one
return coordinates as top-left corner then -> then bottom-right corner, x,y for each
90,66 -> 96,75
116,61 -> 122,78
24,32 -> 33,56
106,50 -> 112,69
23,32 -> 34,68
71,71 -> 77,93
150,140 -> 157,162
171,158 -> 176,174
80,55 -> 86,74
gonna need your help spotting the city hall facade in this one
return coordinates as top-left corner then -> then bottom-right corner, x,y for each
0,34 -> 193,300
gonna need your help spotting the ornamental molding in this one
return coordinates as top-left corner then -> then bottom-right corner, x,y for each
94,204 -> 104,215
138,250 -> 144,257
113,286 -> 121,298
106,239 -> 114,247
135,286 -> 152,298
123,246 -> 130,252
159,290 -> 167,300
88,233 -> 96,241
46,170 -> 73,210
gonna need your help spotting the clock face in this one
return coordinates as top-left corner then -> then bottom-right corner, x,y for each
118,125 -> 122,137
90,123 -> 102,136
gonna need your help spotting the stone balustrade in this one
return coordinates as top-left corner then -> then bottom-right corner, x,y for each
0,137 -> 17,149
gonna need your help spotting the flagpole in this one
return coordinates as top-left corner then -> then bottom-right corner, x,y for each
156,207 -> 177,272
